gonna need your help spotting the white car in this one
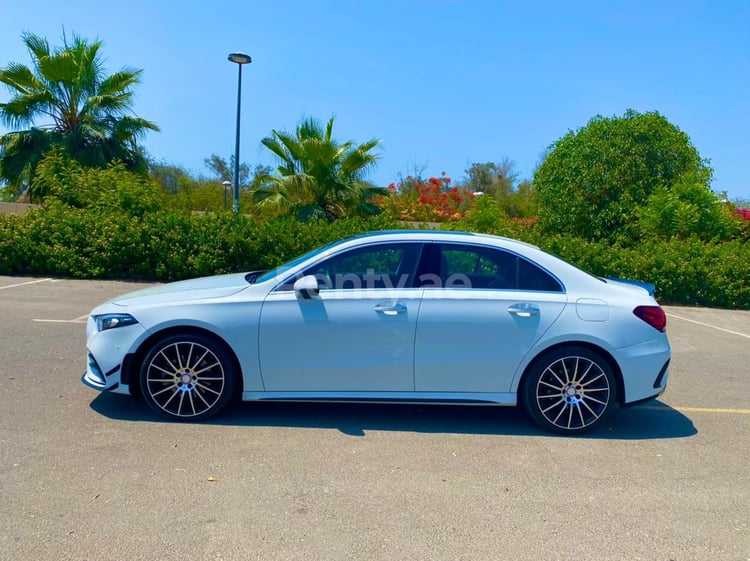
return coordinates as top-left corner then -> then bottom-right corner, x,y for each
82,230 -> 670,434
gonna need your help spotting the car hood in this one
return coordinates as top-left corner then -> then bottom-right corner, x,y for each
110,273 -> 253,307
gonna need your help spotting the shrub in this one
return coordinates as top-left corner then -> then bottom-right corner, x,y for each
445,196 -> 521,237
533,235 -> 750,309
33,149 -> 164,216
376,175 -> 475,222
534,110 -> 712,243
0,206 -> 398,282
0,206 -> 747,308
636,173 -> 740,241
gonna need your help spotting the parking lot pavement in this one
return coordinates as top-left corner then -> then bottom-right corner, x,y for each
0,277 -> 748,561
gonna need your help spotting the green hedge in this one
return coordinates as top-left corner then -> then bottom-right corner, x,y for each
529,234 -> 750,309
0,205 -> 748,309
0,204 -> 398,281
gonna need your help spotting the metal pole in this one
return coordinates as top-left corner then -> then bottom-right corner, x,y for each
232,63 -> 243,214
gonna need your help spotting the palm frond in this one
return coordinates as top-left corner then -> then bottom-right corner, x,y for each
21,33 -> 51,65
0,62 -> 43,92
98,69 -> 141,97
0,32 -> 156,192
260,134 -> 294,169
257,116 -> 382,220
296,204 -> 328,222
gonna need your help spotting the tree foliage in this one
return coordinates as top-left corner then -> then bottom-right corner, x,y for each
204,154 -> 250,187
534,110 -> 713,243
636,172 -> 741,241
0,32 -> 158,199
254,116 -> 381,221
463,160 -> 517,198
459,160 -> 535,218
33,148 -> 163,216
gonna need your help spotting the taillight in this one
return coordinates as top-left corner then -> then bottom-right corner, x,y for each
633,306 -> 667,332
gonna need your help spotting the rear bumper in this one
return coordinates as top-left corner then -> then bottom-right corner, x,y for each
621,360 -> 670,407
616,338 -> 671,404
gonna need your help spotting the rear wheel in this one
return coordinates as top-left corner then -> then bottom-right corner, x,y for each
522,346 -> 616,435
140,333 -> 236,421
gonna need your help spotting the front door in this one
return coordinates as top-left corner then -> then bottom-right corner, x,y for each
258,242 -> 424,392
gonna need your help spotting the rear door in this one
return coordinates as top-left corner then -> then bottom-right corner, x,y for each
414,242 -> 567,393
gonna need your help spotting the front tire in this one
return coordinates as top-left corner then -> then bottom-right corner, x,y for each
522,346 -> 616,435
140,333 -> 237,421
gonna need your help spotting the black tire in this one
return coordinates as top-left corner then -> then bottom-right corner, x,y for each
140,333 -> 237,421
522,346 -> 616,435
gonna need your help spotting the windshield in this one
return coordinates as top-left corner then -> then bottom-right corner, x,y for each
253,240 -> 340,284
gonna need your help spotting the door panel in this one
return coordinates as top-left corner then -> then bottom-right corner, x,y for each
258,241 -> 426,392
414,242 -> 566,393
414,290 -> 566,392
259,289 -> 422,391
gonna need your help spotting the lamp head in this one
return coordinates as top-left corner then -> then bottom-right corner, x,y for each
228,52 -> 252,65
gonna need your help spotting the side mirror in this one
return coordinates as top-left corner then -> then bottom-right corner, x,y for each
293,275 -> 320,299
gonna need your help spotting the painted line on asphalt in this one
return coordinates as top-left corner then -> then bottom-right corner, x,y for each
676,406 -> 750,415
0,278 -> 53,290
33,317 -> 88,324
643,405 -> 750,415
666,312 -> 750,339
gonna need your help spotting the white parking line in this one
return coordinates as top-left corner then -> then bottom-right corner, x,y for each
33,315 -> 88,324
0,278 -> 53,290
666,312 -> 750,339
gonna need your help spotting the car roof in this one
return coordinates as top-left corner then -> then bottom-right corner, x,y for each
346,229 -> 541,250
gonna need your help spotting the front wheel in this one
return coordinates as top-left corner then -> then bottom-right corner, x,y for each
140,333 -> 237,421
522,347 -> 616,435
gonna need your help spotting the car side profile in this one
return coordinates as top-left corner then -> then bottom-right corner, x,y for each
82,230 -> 670,434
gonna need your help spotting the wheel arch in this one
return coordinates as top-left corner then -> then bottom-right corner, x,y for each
517,341 -> 625,406
123,326 -> 243,399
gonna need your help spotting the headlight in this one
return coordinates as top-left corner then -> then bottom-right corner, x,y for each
94,313 -> 138,331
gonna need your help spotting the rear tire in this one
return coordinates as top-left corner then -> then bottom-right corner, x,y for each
522,346 -> 616,435
140,333 -> 237,421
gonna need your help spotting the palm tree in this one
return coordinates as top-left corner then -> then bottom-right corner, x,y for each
254,116 -> 381,220
0,32 -> 158,200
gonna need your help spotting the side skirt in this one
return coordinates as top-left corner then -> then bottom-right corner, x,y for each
241,391 -> 517,406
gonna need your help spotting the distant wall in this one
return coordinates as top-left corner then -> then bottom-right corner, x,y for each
0,202 -> 39,216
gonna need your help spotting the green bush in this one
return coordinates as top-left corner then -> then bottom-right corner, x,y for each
33,149 -> 164,216
0,205 -> 747,308
532,234 -> 750,309
0,205 -> 398,282
636,173 -> 740,241
534,110 -> 712,244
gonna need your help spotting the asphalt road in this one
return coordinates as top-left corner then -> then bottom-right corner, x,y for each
1,276 -> 748,561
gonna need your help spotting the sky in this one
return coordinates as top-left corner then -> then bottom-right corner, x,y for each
1,0 -> 749,200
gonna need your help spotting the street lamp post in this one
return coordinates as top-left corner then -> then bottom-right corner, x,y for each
222,180 -> 231,210
227,52 -> 252,214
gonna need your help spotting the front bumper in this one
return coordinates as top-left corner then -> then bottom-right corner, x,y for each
81,351 -> 123,391
82,316 -> 145,395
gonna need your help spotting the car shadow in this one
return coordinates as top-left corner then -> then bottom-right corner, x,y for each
89,394 -> 697,440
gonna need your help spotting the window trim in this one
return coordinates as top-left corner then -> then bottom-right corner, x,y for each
274,241 -> 427,293
426,241 -> 565,293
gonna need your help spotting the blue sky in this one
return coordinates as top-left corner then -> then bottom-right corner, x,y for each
1,0 -> 749,200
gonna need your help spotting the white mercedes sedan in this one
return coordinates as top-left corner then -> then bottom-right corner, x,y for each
82,230 -> 670,434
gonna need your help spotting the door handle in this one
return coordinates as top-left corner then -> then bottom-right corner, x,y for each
374,303 -> 407,316
508,303 -> 540,317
